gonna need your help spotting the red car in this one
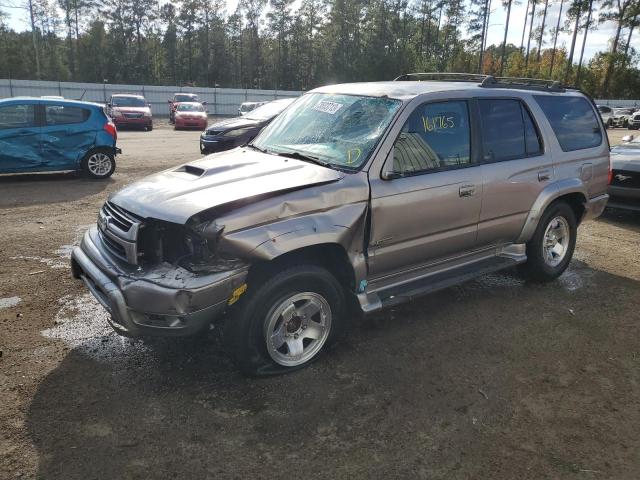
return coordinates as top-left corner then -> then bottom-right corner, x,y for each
107,94 -> 153,131
168,93 -> 201,123
174,102 -> 208,130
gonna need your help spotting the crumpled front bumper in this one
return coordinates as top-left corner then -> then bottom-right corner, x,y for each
71,227 -> 249,337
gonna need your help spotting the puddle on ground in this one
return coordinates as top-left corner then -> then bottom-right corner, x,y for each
42,294 -> 152,362
557,266 -> 594,292
473,273 -> 526,289
0,296 -> 22,309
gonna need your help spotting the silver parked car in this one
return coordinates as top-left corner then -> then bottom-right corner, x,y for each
608,134 -> 640,210
71,74 -> 609,375
597,105 -> 613,128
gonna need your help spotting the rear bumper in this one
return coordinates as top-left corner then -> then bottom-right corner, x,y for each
71,227 -> 249,337
583,194 -> 609,221
607,186 -> 640,210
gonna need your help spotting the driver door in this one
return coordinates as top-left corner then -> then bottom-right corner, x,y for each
368,100 -> 482,278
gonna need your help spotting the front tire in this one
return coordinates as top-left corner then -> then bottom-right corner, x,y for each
81,149 -> 115,179
519,201 -> 577,282
224,264 -> 347,376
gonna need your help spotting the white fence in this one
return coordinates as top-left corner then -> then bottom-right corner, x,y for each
1,79 -> 637,114
0,79 -> 303,117
594,99 -> 640,108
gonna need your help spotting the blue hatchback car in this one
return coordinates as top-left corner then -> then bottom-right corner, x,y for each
0,97 -> 120,178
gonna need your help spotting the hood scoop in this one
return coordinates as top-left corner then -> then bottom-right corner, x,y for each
111,150 -> 344,224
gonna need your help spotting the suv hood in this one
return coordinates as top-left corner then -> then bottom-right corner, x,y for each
110,148 -> 344,224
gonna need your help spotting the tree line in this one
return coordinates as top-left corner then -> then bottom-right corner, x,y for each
0,0 -> 638,98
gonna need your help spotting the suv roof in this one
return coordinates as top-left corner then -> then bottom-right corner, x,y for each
111,94 -> 145,99
312,73 -> 581,100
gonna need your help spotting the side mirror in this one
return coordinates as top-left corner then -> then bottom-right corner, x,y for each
202,101 -> 208,106
381,146 -> 401,180
621,135 -> 634,143
167,99 -> 172,103
148,103 -> 152,108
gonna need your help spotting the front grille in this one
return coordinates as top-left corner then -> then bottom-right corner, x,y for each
100,230 -> 128,260
102,201 -> 138,233
611,169 -> 640,188
98,202 -> 143,264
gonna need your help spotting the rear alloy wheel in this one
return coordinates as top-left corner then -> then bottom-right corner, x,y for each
519,201 -> 577,282
82,150 -> 115,179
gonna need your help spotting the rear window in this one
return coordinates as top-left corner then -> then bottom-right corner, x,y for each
478,99 -> 542,162
534,95 -> 602,152
45,105 -> 91,125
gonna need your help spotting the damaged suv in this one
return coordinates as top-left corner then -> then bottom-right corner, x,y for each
72,74 -> 609,375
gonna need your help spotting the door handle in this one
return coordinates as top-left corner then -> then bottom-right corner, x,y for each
459,184 -> 476,197
538,170 -> 551,181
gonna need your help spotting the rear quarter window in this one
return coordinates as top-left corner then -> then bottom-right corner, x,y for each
534,95 -> 602,152
45,105 -> 91,125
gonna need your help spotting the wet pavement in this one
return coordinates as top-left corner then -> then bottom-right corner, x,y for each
1,126 -> 639,479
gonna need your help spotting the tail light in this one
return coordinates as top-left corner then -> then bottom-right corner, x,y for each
104,121 -> 117,141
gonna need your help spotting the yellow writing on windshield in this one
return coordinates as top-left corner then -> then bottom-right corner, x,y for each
347,148 -> 362,164
422,115 -> 455,132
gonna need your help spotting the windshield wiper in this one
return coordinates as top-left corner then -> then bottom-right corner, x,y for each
275,151 -> 332,168
246,144 -> 270,154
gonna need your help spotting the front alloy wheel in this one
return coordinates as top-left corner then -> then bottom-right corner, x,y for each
225,264 -> 347,376
264,292 -> 332,367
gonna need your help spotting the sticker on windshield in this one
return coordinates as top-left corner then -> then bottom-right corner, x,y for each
313,101 -> 343,115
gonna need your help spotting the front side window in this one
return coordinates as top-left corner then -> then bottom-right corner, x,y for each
534,95 -> 602,152
391,100 -> 471,175
479,99 -> 542,162
0,104 -> 36,129
253,93 -> 402,170
45,105 -> 91,125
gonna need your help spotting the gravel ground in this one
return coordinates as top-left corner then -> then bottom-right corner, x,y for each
0,125 -> 639,479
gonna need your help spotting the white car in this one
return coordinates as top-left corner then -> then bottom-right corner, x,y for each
597,105 -> 613,128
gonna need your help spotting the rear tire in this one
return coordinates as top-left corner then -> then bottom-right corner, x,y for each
81,149 -> 115,179
519,201 -> 577,282
224,264 -> 347,376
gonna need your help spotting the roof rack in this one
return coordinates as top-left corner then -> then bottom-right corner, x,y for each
394,72 -> 566,92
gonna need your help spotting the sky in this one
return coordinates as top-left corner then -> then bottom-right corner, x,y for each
2,0 -> 618,63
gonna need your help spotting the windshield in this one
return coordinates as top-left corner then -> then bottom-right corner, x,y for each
175,94 -> 198,102
112,96 -> 146,107
245,100 -> 292,121
615,109 -> 633,114
253,93 -> 402,169
177,103 -> 204,112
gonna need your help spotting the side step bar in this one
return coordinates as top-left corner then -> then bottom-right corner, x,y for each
360,256 -> 521,312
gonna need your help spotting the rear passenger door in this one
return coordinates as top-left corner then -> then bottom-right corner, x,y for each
368,100 -> 482,277
476,97 -> 551,247
40,103 -> 95,169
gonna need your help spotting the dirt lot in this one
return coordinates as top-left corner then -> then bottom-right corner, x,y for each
1,125 -> 639,479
